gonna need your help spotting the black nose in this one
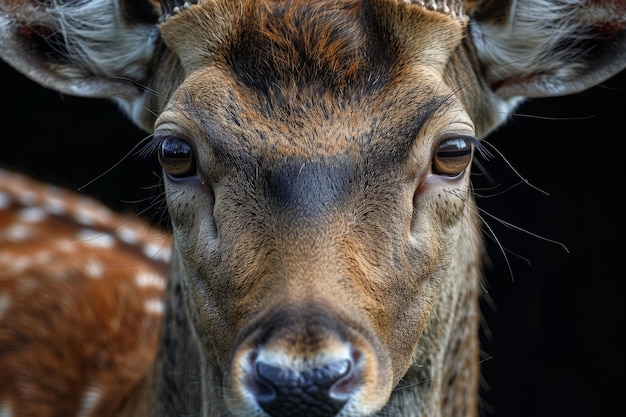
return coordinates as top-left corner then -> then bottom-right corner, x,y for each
251,359 -> 353,417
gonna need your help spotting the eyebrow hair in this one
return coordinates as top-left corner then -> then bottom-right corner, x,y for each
367,93 -> 455,163
413,94 -> 453,136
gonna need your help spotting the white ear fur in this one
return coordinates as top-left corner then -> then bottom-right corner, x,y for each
0,0 -> 160,129
470,0 -> 626,98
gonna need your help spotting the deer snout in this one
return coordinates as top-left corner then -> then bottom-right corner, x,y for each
250,354 -> 357,417
226,305 -> 392,417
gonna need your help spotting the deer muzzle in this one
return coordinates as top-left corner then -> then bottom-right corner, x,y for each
225,302 -> 394,417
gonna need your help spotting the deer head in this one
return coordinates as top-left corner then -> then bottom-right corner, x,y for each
0,0 -> 624,416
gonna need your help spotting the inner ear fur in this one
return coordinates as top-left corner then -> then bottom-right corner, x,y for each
469,0 -> 626,98
0,0 -> 161,98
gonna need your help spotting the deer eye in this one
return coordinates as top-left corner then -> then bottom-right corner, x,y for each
158,136 -> 196,178
432,137 -> 473,177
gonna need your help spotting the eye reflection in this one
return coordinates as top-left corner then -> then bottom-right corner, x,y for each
158,136 -> 196,178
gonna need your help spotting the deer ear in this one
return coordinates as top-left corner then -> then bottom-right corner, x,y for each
0,0 -> 161,102
469,0 -> 626,98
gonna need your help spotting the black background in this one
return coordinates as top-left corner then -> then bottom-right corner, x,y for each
1,59 -> 624,416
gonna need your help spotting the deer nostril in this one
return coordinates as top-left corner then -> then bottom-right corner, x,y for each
250,359 -> 355,417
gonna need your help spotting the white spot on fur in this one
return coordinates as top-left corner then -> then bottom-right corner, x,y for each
0,401 -> 13,417
76,385 -> 102,417
135,272 -> 166,290
74,208 -> 97,226
0,293 -> 10,320
43,196 -> 67,216
5,224 -> 34,242
116,227 -> 139,245
143,242 -> 168,261
144,298 -> 165,315
0,191 -> 10,209
76,229 -> 114,248
84,259 -> 104,279
156,245 -> 172,262
18,206 -> 47,223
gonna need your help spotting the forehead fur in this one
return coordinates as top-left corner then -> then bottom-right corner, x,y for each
160,0 -> 463,97
159,0 -> 467,163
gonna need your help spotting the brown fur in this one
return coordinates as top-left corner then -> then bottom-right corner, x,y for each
0,170 -> 171,417
151,1 -> 481,416
0,0 -> 625,416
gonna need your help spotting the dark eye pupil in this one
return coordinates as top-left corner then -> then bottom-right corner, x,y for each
432,137 -> 473,176
162,138 -> 190,158
158,137 -> 195,177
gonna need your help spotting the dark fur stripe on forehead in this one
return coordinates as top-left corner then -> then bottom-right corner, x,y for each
227,0 -> 394,100
160,0 -> 463,106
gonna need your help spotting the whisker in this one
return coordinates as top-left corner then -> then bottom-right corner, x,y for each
473,180 -> 526,199
510,112 -> 595,121
478,207 -> 569,254
477,210 -> 516,282
77,132 -> 156,191
479,140 -> 549,196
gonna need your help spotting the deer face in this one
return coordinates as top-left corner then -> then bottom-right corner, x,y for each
156,0 -> 477,414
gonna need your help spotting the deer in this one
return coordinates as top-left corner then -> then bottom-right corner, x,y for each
0,0 -> 625,416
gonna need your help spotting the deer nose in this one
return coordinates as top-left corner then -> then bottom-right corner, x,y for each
251,359 -> 355,417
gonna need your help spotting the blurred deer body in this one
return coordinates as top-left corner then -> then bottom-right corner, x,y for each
1,0 -> 625,416
0,169 -> 171,417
